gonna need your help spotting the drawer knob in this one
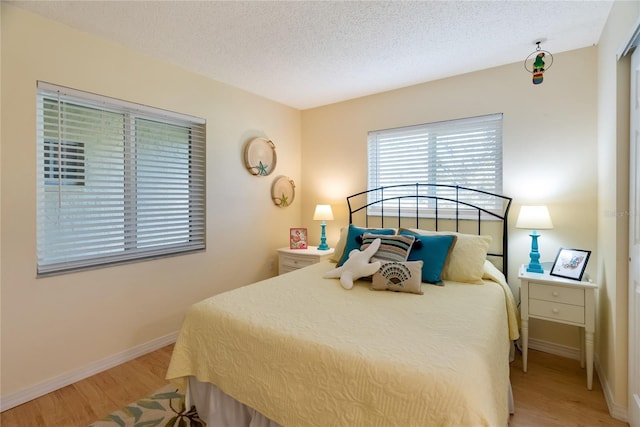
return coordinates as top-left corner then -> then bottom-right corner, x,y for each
552,308 -> 560,314
552,291 -> 559,297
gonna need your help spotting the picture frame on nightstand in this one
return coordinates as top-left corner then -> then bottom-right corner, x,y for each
289,228 -> 308,249
550,247 -> 591,281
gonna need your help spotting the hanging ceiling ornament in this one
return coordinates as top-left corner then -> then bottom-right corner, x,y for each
524,40 -> 554,85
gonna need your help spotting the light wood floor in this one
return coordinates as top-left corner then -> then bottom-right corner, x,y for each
0,346 -> 628,426
0,345 -> 174,427
509,349 -> 627,427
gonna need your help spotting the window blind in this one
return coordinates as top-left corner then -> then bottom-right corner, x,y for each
36,82 -> 206,275
368,113 -> 503,214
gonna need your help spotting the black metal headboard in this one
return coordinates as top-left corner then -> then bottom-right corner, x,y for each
346,184 -> 512,277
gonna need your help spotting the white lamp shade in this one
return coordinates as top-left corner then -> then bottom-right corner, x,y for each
313,204 -> 334,221
516,205 -> 553,230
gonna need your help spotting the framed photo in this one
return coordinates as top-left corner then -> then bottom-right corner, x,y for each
289,228 -> 308,249
550,248 -> 591,281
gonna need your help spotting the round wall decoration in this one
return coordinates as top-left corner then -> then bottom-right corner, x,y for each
271,176 -> 295,207
244,137 -> 277,176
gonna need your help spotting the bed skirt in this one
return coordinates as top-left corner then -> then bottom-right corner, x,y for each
187,375 -> 282,427
187,376 -> 516,427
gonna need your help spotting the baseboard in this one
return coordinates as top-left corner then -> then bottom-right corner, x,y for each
595,354 -> 629,422
528,337 -> 581,360
0,331 -> 178,412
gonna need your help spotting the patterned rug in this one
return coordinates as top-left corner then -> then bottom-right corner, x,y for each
89,384 -> 205,427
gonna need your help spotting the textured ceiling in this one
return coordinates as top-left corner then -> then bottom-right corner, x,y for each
10,0 -> 613,109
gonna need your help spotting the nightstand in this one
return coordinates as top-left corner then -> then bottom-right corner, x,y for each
518,264 -> 598,389
277,246 -> 335,275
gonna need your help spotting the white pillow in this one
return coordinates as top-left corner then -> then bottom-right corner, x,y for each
402,228 -> 491,284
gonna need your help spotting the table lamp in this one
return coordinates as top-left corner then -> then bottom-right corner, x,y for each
516,205 -> 554,273
313,204 -> 334,250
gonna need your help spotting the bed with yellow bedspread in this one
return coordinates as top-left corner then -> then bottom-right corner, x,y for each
166,259 -> 519,427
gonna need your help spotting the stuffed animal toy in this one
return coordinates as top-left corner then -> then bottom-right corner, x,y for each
323,238 -> 382,290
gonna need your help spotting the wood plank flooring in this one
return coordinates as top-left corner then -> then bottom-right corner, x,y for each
0,345 -> 174,427
0,346 -> 627,426
509,349 -> 627,427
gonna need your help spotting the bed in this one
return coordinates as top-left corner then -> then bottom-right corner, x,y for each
166,184 -> 519,427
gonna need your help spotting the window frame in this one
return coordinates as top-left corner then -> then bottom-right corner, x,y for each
367,113 -> 503,219
36,82 -> 206,276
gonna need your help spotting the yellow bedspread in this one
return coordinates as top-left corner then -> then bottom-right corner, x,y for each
167,261 -> 518,427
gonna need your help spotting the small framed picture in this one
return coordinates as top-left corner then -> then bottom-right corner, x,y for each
550,248 -> 591,281
289,228 -> 308,249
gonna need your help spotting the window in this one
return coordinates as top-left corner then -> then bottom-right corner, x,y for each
367,113 -> 503,215
36,82 -> 206,275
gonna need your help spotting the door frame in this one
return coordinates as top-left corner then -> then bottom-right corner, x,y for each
620,17 -> 640,427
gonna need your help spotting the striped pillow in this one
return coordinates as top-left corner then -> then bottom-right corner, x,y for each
361,233 -> 415,263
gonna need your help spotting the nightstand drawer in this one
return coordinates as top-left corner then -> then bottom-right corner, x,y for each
529,282 -> 584,305
277,247 -> 335,275
529,299 -> 585,324
280,256 -> 315,269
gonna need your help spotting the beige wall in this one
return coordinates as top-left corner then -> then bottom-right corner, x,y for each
596,0 -> 640,418
1,4 -> 301,399
301,47 -> 599,350
2,0 -> 638,420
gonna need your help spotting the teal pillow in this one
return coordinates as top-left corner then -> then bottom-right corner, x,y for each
399,230 -> 457,284
337,224 -> 395,267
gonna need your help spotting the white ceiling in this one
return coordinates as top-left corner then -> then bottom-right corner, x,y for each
10,0 -> 613,110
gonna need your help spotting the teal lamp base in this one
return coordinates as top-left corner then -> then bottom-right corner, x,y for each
526,231 -> 544,273
318,221 -> 330,250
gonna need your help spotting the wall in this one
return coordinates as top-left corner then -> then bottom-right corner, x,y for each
0,4 -> 301,404
596,0 -> 640,419
301,49 -> 598,356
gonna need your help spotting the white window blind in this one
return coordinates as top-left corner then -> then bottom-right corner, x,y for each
368,113 -> 503,214
36,82 -> 206,275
